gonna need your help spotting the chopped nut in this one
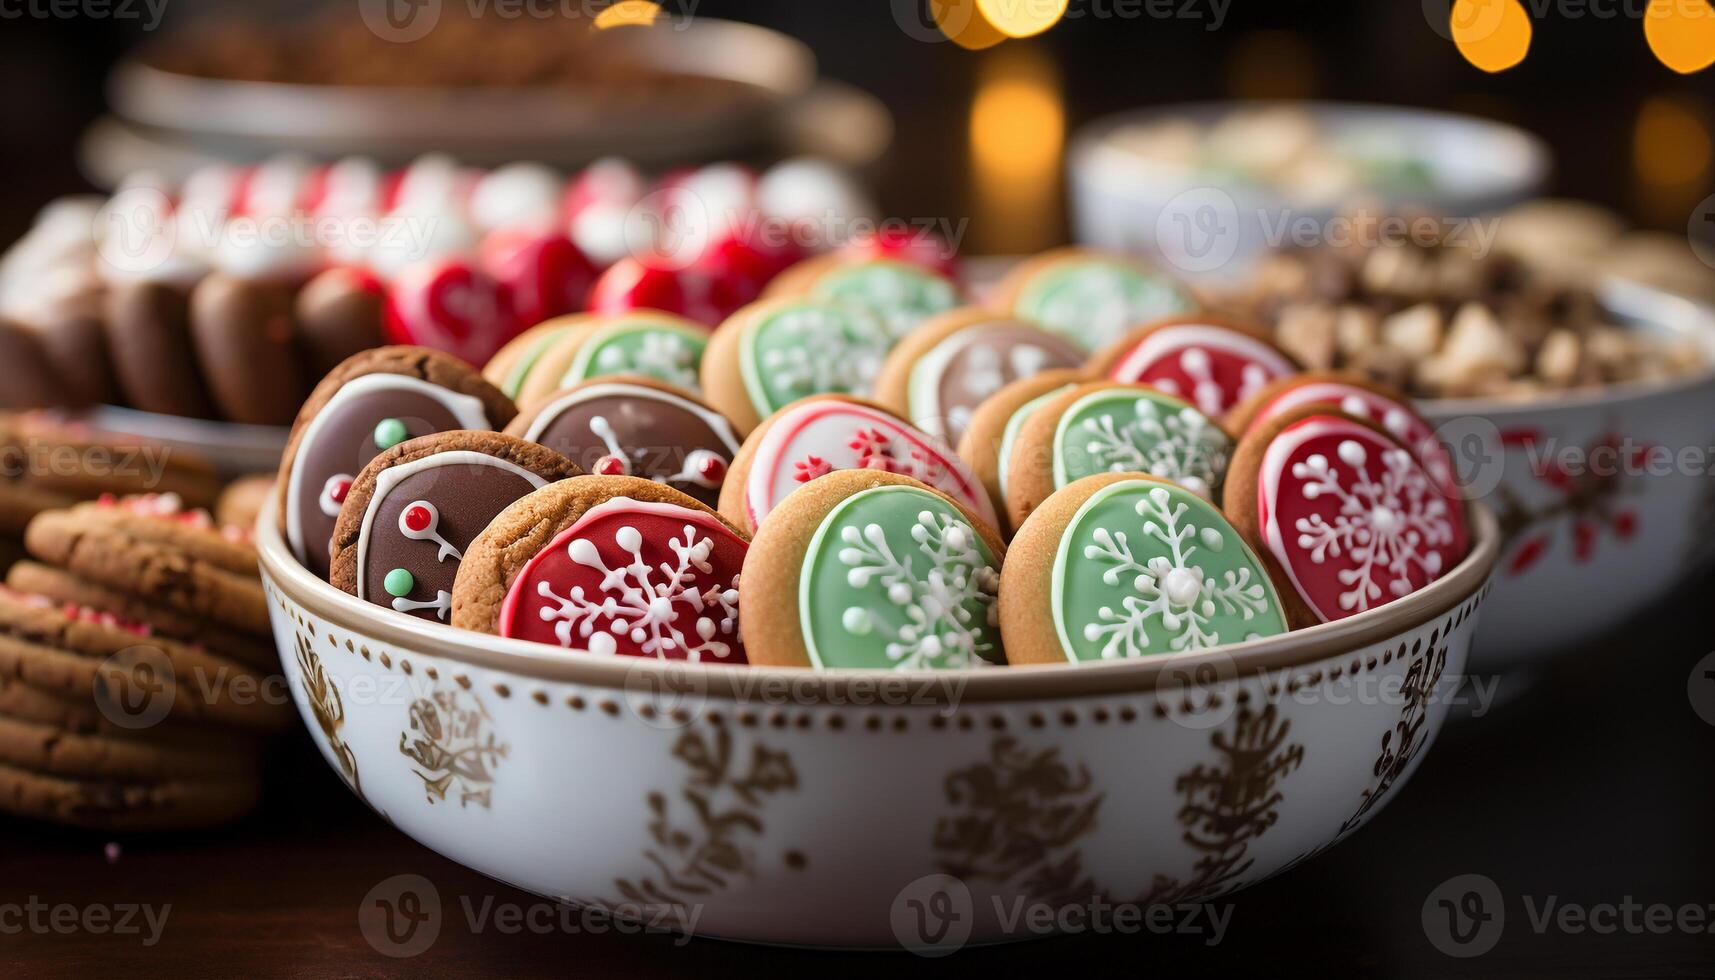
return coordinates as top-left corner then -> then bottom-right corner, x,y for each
1276,303 -> 1338,369
1535,329 -> 1581,387
1334,306 -> 1378,357
1361,245 -> 1435,299
1349,344 -> 1413,390
1381,303 -> 1443,359
1443,303 -> 1525,375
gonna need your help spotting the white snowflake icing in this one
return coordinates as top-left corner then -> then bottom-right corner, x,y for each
759,308 -> 890,401
1073,398 -> 1229,498
1291,439 -> 1453,612
1081,486 -> 1272,656
535,523 -> 740,661
592,332 -> 701,390
835,510 -> 999,670
1150,347 -> 1271,416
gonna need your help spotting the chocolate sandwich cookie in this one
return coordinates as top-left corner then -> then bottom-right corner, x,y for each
0,761 -> 261,831
450,476 -> 748,663
505,376 -> 740,509
190,273 -> 307,425
0,589 -> 292,731
278,346 -> 517,580
329,431 -> 580,622
871,307 -> 1085,449
7,561 -> 277,670
24,494 -> 268,634
294,266 -> 387,380
104,278 -> 218,419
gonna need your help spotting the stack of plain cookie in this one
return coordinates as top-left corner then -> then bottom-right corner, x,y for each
0,492 -> 290,830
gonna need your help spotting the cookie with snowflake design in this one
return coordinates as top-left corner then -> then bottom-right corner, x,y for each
742,470 -> 1005,670
1088,316 -> 1301,418
329,431 -> 581,622
506,376 -> 741,508
955,369 -> 1087,534
1224,407 -> 1470,624
1227,371 -> 1461,500
279,346 -> 517,580
1005,381 -> 1235,532
452,477 -> 749,663
700,297 -> 898,435
765,256 -> 963,342
871,307 -> 1086,449
720,395 -> 1000,537
1002,474 -> 1288,664
991,247 -> 1196,352
485,311 -> 710,407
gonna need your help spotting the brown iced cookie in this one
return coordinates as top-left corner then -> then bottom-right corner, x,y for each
0,319 -> 62,411
449,476 -> 748,664
24,494 -> 267,634
953,369 -> 1085,533
7,561 -> 277,670
277,346 -> 516,580
329,431 -> 580,623
0,588 -> 292,731
293,266 -> 387,380
740,469 -> 1005,671
506,376 -> 740,509
190,273 -> 306,424
0,761 -> 261,831
871,307 -> 1085,449
104,278 -> 217,419
216,473 -> 274,531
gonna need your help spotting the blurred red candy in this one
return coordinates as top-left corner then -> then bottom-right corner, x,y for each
384,257 -> 519,365
480,228 -> 597,329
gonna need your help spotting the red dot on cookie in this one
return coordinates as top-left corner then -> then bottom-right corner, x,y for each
697,454 -> 726,482
404,505 -> 433,532
596,455 -> 629,476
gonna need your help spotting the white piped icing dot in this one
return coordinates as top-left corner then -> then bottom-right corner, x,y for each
1337,440 -> 1367,468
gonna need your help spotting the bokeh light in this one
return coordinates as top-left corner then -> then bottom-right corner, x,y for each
1450,0 -> 1533,73
1644,0 -> 1715,74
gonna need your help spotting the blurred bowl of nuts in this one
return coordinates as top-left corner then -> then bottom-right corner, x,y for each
1225,205 -> 1715,674
1069,103 -> 1549,283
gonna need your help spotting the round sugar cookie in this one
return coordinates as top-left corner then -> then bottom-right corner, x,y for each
764,257 -> 962,341
1004,381 -> 1234,532
742,470 -> 1005,670
328,431 -> 580,622
719,395 -> 999,537
872,307 -> 1085,449
1088,315 -> 1300,418
1223,406 -> 1470,625
489,312 -> 710,406
991,247 -> 1196,352
506,376 -> 740,508
954,369 -> 1086,535
451,477 -> 748,664
1001,473 -> 1289,665
699,297 -> 897,436
278,346 -> 516,580
1226,371 -> 1459,500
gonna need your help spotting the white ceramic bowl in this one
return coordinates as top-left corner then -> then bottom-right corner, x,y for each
1421,279 -> 1715,674
1069,101 -> 1550,284
259,498 -> 1499,948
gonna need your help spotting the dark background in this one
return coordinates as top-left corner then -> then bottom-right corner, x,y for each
3,1 -> 1715,976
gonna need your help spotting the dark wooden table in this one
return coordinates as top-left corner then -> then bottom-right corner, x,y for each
4,567 -> 1713,978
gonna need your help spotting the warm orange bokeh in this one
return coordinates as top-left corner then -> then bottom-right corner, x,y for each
1451,0 -> 1533,73
1645,0 -> 1715,73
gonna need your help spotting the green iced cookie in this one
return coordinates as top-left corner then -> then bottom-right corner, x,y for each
1014,259 -> 1193,351
1052,388 -> 1232,499
739,301 -> 893,417
561,316 -> 708,393
810,260 -> 959,340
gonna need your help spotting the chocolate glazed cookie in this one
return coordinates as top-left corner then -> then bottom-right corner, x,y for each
189,273 -> 306,425
104,279 -> 217,419
506,376 -> 740,509
329,431 -> 580,623
278,346 -> 518,580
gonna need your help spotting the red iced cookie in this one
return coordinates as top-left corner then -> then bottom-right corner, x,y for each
1235,411 -> 1468,623
479,228 -> 597,329
385,257 -> 520,365
1091,317 -> 1300,418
